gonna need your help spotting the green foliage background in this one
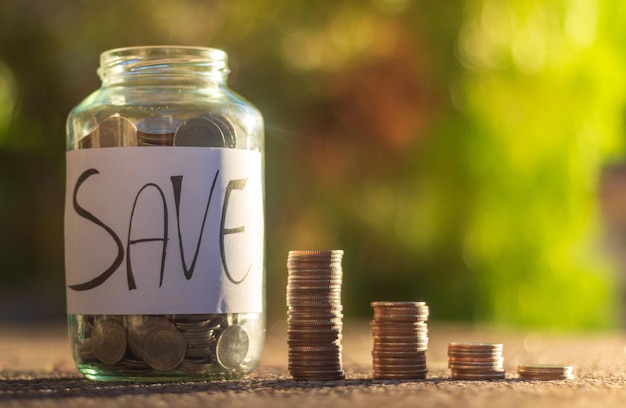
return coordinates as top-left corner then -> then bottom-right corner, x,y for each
0,0 -> 625,328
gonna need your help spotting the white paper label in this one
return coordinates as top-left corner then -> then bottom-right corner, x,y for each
64,147 -> 263,315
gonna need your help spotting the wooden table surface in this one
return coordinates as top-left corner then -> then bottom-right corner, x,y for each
2,320 -> 626,407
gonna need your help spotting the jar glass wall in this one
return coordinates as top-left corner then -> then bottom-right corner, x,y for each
65,46 -> 265,381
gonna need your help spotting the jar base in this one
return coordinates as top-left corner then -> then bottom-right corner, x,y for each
76,362 -> 254,382
68,313 -> 264,381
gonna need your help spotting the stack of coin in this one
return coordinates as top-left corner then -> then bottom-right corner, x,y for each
517,364 -> 574,381
370,301 -> 429,380
448,342 -> 505,380
287,250 -> 345,381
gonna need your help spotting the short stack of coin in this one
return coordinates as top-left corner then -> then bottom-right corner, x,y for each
448,342 -> 505,380
370,301 -> 429,380
287,250 -> 345,381
517,364 -> 574,381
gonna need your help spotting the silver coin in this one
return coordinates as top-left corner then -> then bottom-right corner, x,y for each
200,113 -> 236,148
141,325 -> 187,371
126,315 -> 177,359
97,115 -> 137,147
174,116 -> 227,147
91,318 -> 127,365
215,324 -> 249,370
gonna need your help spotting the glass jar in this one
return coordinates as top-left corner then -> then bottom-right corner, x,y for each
65,46 -> 265,381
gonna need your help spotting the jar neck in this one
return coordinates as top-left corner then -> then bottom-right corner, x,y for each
97,46 -> 230,86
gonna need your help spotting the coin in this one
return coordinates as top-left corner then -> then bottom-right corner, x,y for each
448,356 -> 504,363
448,342 -> 502,350
97,115 -> 137,147
450,369 -> 506,380
141,324 -> 187,371
449,362 -> 504,370
215,324 -> 250,370
174,116 -> 227,147
200,113 -> 236,148
136,116 -> 180,146
371,301 -> 428,308
91,318 -> 127,365
373,372 -> 427,380
372,350 -> 427,358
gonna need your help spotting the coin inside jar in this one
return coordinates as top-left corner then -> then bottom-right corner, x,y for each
97,115 -> 137,147
200,113 -> 236,148
141,324 -> 187,371
174,115 -> 228,147
136,116 -> 181,146
215,324 -> 249,370
91,318 -> 127,365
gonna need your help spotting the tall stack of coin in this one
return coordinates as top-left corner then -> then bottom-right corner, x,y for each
370,301 -> 429,380
448,342 -> 505,380
286,250 -> 345,381
517,364 -> 574,381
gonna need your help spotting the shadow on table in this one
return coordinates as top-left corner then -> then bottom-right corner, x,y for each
0,369 -> 370,400
0,367 -> 483,401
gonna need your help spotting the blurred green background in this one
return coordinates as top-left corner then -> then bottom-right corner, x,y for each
1,0 -> 626,329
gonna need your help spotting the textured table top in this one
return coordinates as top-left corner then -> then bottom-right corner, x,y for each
2,320 -> 626,407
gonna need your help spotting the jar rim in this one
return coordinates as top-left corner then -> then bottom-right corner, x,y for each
98,46 -> 229,82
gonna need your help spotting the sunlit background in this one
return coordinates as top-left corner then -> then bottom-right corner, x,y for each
1,0 -> 626,329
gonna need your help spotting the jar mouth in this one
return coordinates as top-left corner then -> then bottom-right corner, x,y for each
98,46 -> 229,83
